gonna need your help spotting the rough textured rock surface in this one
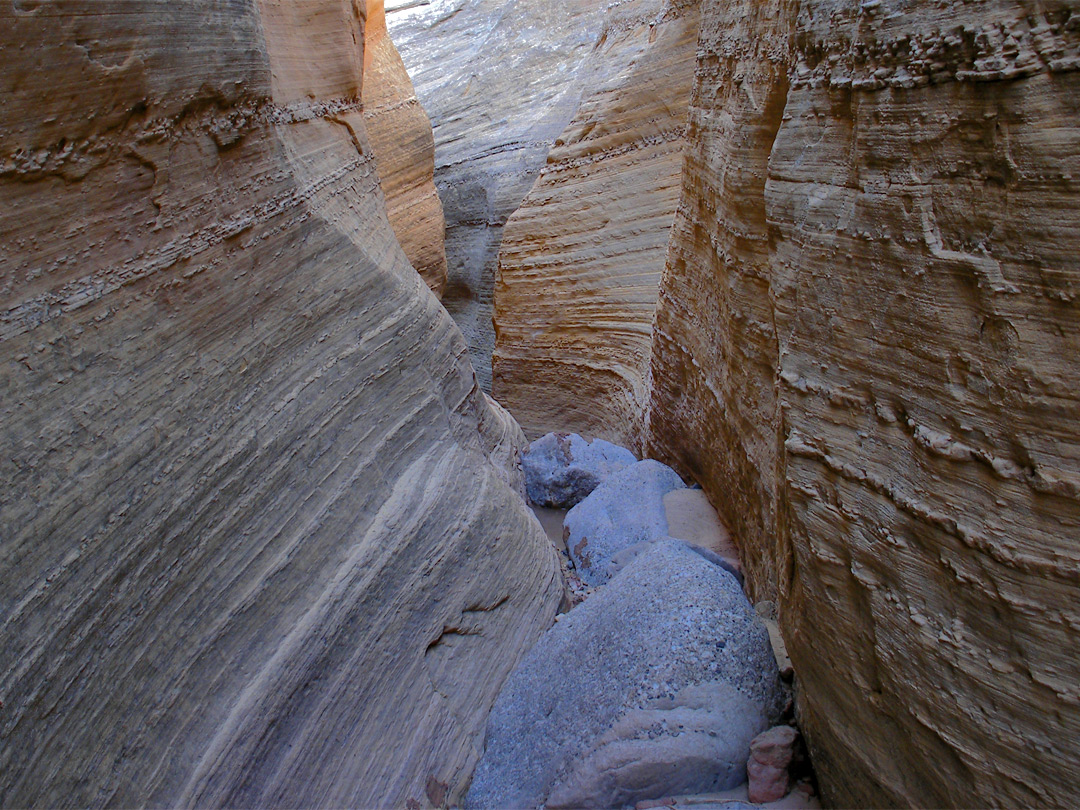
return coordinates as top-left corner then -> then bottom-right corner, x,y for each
491,0 -> 700,449
362,0 -> 448,295
747,726 -> 798,804
522,431 -> 637,509
0,1 -> 561,807
388,0 -> 698,390
565,459 -> 686,585
467,541 -> 785,810
646,0 -> 1080,806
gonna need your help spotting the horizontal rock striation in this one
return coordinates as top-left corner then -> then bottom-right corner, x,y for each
363,0 -> 448,295
389,0 -> 700,391
0,1 -> 560,807
491,0 -> 701,449
647,0 -> 1080,806
387,0 -> 614,389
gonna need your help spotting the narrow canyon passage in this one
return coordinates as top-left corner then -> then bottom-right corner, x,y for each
392,0 -> 1080,807
0,0 -> 1077,808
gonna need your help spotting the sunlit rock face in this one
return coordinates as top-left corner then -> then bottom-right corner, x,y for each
0,1 -> 560,807
363,0 -> 448,295
647,0 -> 1080,806
388,0 -> 681,390
491,0 -> 701,451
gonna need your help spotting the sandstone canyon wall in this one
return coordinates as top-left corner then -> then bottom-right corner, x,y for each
491,0 -> 701,451
388,0 -> 699,391
387,0 -> 613,389
647,0 -> 1080,807
363,0 -> 448,295
0,1 -> 560,807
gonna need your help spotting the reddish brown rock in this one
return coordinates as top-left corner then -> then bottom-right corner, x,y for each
747,726 -> 799,803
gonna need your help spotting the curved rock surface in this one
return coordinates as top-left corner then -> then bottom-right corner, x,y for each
0,1 -> 560,807
492,0 -> 701,449
646,0 -> 1080,806
467,540 -> 785,810
388,0 -> 698,390
362,0 -> 448,295
565,459 -> 686,586
522,431 -> 637,509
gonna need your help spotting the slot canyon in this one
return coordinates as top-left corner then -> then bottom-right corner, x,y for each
1,0 -> 1077,807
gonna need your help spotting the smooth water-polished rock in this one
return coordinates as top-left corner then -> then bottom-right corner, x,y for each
565,459 -> 686,585
610,538 -> 744,589
467,540 -> 786,810
522,432 -> 637,509
0,1 -> 560,807
362,0 -> 448,296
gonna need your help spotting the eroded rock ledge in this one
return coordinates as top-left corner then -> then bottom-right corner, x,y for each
388,0 -> 700,392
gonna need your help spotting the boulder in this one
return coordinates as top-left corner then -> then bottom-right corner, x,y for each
565,459 -> 686,585
466,540 -> 786,810
663,488 -> 742,578
522,432 -> 637,508
611,539 -> 744,588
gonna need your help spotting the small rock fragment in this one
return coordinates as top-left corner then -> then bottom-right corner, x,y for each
747,725 -> 799,803
754,602 -> 794,680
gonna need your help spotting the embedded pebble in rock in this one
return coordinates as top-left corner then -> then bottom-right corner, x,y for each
466,540 -> 786,810
522,432 -> 638,509
564,459 -> 686,585
747,726 -> 799,803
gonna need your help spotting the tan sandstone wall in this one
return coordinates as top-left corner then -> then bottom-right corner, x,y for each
491,0 -> 701,451
363,0 -> 448,295
0,1 -> 559,807
387,0 -> 616,389
647,0 -> 1080,807
389,0 -> 703,391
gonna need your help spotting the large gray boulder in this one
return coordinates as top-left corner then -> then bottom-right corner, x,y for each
565,459 -> 686,585
466,540 -> 786,810
522,432 -> 637,508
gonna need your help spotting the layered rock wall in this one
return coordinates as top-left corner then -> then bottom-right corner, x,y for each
363,0 -> 448,295
389,0 -> 699,391
387,0 -> 613,388
647,0 -> 1080,806
0,1 -> 559,806
491,0 -> 701,450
